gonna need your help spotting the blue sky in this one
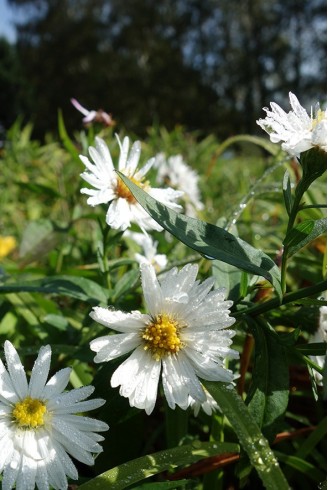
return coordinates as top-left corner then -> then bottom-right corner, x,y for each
0,0 -> 18,42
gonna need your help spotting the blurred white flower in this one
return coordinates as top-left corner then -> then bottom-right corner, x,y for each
188,387 -> 220,417
309,299 -> 327,386
71,98 -> 114,127
257,92 -> 327,157
80,136 -> 183,231
0,341 -> 108,490
124,231 -> 168,271
90,263 -> 238,415
155,153 -> 204,217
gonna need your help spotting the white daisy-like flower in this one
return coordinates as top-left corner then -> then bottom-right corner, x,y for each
90,263 -> 238,415
71,98 -> 114,126
80,136 -> 183,231
257,92 -> 327,157
155,153 -> 204,217
0,341 -> 109,490
124,231 -> 168,271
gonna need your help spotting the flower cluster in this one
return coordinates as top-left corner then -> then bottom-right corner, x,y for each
7,89 -> 324,488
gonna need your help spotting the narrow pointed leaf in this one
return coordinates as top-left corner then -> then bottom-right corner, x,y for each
283,218 -> 327,257
203,381 -> 289,490
0,276 -> 109,304
118,173 -> 282,298
79,441 -> 239,490
245,319 -> 289,442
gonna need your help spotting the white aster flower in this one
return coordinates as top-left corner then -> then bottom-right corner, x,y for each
71,98 -> 114,126
0,341 -> 109,490
80,136 -> 183,231
90,263 -> 238,415
124,231 -> 168,271
155,153 -> 204,217
257,92 -> 327,157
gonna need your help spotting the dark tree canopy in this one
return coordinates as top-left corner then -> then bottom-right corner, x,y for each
4,0 -> 327,138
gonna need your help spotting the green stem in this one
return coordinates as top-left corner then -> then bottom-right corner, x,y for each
203,382 -> 289,490
234,280 -> 326,319
281,184 -> 305,294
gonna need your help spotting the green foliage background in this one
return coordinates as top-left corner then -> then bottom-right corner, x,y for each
0,118 -> 326,488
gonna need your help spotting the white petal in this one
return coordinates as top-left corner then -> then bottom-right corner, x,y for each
134,157 -> 155,179
111,347 -> 161,414
0,434 -> 14,472
90,307 -> 147,332
51,431 -> 95,466
15,454 -> 37,490
185,347 -> 234,382
0,358 -> 18,404
47,385 -> 95,410
29,345 -> 51,398
43,451 -> 69,490
52,398 -> 105,415
162,355 -> 190,410
117,136 -> 130,171
42,368 -> 71,399
2,448 -> 21,490
90,333 -> 141,362
106,198 -> 132,230
51,418 -> 103,453
4,341 -> 28,399
51,439 -> 78,481
125,141 -> 142,175
140,263 -> 164,316
60,414 -> 109,433
34,464 -> 50,490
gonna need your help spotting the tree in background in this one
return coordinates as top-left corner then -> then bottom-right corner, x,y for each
4,0 -> 327,138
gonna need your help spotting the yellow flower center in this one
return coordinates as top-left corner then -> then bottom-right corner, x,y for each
142,313 -> 183,361
12,397 -> 47,428
115,175 -> 148,203
312,108 -> 326,129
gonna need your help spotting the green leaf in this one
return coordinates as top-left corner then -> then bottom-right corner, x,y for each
213,134 -> 281,158
296,342 -> 327,356
212,260 -> 243,302
0,276 -> 109,305
245,319 -> 289,442
79,441 -> 239,490
203,382 -> 289,490
111,269 -> 140,302
283,218 -> 327,257
118,173 -> 282,298
19,219 -> 64,266
274,451 -> 326,482
282,170 -> 293,216
43,313 -> 68,331
295,417 -> 327,460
